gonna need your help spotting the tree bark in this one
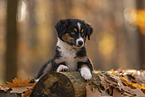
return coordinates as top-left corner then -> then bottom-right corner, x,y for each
5,0 -> 18,81
31,72 -> 98,97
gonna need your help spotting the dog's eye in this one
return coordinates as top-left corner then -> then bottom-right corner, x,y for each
70,32 -> 76,36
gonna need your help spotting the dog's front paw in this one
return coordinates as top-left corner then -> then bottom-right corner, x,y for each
56,65 -> 69,72
80,66 -> 92,80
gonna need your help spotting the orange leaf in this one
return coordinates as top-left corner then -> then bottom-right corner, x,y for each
128,83 -> 139,89
3,82 -> 17,87
22,79 -> 30,84
3,78 -> 33,88
121,77 -> 129,84
110,69 -> 116,75
12,78 -> 22,84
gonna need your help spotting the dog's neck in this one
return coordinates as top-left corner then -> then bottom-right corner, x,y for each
56,38 -> 87,59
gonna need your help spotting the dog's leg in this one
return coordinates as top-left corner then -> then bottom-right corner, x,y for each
80,65 -> 92,80
56,65 -> 69,72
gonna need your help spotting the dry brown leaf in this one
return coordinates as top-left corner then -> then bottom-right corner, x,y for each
86,84 -> 102,97
10,86 -> 31,93
98,74 -> 109,89
112,88 -> 121,97
0,86 -> 10,92
131,87 -> 145,97
22,89 -> 33,97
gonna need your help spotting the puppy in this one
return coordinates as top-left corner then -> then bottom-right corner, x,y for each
35,19 -> 93,80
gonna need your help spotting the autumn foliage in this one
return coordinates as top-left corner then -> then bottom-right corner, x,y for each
0,69 -> 145,97
86,69 -> 145,97
0,78 -> 37,97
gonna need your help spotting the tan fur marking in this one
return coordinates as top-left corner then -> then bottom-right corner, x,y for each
83,36 -> 86,41
76,56 -> 88,62
62,33 -> 74,44
74,28 -> 77,32
81,29 -> 84,33
81,65 -> 90,69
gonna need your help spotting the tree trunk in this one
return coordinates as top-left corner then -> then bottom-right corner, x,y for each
136,0 -> 145,69
5,0 -> 18,81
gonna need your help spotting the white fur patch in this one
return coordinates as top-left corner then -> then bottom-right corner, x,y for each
77,22 -> 81,32
56,65 -> 69,72
80,66 -> 92,80
35,79 -> 39,82
57,38 -> 78,71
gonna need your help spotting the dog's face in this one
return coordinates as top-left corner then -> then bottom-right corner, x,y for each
55,19 -> 93,48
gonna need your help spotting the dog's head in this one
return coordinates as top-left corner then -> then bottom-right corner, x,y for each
55,19 -> 93,48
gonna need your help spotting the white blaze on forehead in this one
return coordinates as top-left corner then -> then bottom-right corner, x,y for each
77,22 -> 81,32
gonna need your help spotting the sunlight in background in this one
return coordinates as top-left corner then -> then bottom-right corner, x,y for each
124,8 -> 145,35
18,1 -> 27,22
97,32 -> 116,56
124,8 -> 136,24
134,10 -> 145,35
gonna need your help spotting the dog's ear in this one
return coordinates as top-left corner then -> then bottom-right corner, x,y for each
86,24 -> 93,40
55,20 -> 68,38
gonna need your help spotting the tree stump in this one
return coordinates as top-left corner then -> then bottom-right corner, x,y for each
31,72 -> 95,97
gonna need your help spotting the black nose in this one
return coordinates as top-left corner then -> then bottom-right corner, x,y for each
78,41 -> 83,46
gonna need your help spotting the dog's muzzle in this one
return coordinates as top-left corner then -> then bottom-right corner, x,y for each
76,37 -> 84,47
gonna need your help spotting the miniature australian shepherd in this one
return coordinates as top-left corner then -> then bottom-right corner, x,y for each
35,19 -> 93,80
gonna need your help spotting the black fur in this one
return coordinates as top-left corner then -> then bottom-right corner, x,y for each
36,61 -> 50,79
77,60 -> 93,72
54,46 -> 62,59
55,20 -> 68,38
85,24 -> 93,40
76,47 -> 87,57
55,19 -> 93,40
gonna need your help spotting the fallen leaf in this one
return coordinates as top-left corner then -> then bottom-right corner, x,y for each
10,87 -> 29,93
22,89 -> 33,97
112,88 -> 121,97
121,77 -> 129,84
1,78 -> 37,95
128,83 -> 139,89
86,84 -> 102,97
109,69 -> 116,75
3,78 -> 33,87
131,86 -> 145,96
0,86 -> 10,92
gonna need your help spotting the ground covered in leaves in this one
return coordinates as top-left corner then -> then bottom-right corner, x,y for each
87,69 -> 145,97
0,69 -> 145,97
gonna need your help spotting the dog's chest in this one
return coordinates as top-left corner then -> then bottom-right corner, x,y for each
60,49 -> 77,71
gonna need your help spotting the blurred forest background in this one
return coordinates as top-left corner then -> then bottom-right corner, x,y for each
0,0 -> 145,84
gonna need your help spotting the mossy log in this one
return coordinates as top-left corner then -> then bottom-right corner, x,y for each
31,72 -> 98,97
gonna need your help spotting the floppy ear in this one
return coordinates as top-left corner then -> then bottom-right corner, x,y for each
86,24 -> 93,40
55,20 -> 68,38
